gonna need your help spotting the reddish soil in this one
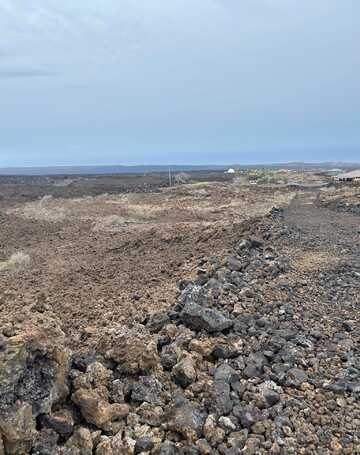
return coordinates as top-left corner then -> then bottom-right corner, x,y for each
0,177 -> 295,352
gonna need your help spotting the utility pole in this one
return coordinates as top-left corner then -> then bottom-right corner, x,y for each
169,167 -> 172,187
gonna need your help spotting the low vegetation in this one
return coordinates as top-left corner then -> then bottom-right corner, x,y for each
0,251 -> 30,273
9,195 -> 69,222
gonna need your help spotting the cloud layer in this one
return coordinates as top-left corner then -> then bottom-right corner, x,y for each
0,0 -> 359,165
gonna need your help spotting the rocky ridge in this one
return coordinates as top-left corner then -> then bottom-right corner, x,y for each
1,198 -> 359,454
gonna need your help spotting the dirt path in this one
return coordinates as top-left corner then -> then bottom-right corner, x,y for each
277,191 -> 360,337
284,192 -> 360,258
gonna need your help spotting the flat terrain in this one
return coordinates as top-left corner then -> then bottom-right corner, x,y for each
0,171 -> 232,203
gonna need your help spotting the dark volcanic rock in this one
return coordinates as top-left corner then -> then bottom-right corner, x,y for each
210,380 -> 233,416
179,445 -> 199,455
135,437 -> 155,454
233,406 -> 263,429
109,379 -> 125,404
160,345 -> 178,371
285,368 -> 308,388
172,357 -> 197,388
167,399 -> 206,442
159,441 -> 179,455
147,312 -> 170,333
212,342 -> 241,360
243,352 -> 268,379
227,256 -> 243,272
214,364 -> 238,383
178,285 -> 208,308
180,303 -> 233,333
131,376 -> 164,405
38,410 -> 74,436
0,324 -> 69,455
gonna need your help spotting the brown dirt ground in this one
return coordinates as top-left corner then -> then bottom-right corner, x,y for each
0,180 -> 295,352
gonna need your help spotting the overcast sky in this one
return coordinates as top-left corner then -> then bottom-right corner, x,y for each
0,0 -> 359,166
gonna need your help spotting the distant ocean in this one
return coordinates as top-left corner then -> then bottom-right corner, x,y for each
0,162 -> 357,176
0,165 -> 227,176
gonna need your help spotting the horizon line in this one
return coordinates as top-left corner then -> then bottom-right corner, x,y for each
1,160 -> 360,169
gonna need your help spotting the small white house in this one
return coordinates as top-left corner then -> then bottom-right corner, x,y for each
225,168 -> 236,174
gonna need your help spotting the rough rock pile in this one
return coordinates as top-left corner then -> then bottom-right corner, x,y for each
317,186 -> 360,215
1,207 -> 359,454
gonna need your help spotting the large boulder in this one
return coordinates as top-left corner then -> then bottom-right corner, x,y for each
97,324 -> 159,374
178,285 -> 208,308
0,323 -> 69,454
180,304 -> 233,333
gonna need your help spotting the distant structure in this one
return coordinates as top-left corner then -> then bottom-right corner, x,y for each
326,168 -> 343,177
225,168 -> 236,174
335,170 -> 360,182
174,172 -> 191,185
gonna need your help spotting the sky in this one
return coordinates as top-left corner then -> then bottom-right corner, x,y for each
0,0 -> 359,167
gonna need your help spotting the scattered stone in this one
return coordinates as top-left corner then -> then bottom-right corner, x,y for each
109,379 -> 125,404
131,376 -> 165,405
203,414 -> 225,446
189,339 -> 213,358
0,403 -> 36,455
134,437 -> 154,454
227,257 -> 243,272
196,439 -> 213,455
243,352 -> 268,378
180,304 -> 233,333
218,416 -> 237,432
234,407 -> 263,430
159,441 -> 179,455
210,380 -> 233,416
172,356 -> 197,388
97,324 -> 159,374
72,388 -> 129,431
147,312 -> 170,333
167,399 -> 206,442
161,345 -> 178,371
137,403 -> 164,427
39,409 -> 74,435
285,368 -> 308,388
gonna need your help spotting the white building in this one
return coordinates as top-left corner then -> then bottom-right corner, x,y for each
335,170 -> 360,182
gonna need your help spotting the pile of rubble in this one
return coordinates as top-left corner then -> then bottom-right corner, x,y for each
317,187 -> 360,215
1,209 -> 359,454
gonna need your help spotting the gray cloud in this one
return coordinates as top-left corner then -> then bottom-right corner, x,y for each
0,68 -> 57,79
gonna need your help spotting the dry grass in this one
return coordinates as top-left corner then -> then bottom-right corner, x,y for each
7,184 -> 297,234
0,252 -> 31,273
9,195 -> 69,222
